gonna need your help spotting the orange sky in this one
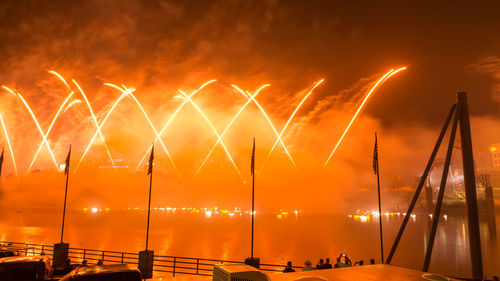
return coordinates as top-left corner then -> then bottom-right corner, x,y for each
0,1 -> 500,212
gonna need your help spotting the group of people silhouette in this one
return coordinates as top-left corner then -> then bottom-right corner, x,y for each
283,254 -> 376,273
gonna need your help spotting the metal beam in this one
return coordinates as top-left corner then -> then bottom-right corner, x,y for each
457,92 -> 483,280
386,104 -> 456,264
423,104 -> 459,272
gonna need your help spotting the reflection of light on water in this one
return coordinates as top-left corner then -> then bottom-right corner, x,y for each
21,226 -> 42,236
205,210 -> 212,218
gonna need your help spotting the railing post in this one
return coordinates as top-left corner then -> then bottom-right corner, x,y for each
138,250 -> 154,279
41,245 -> 44,255
102,251 -> 105,263
121,252 -> 124,264
173,257 -> 176,277
83,249 -> 86,262
196,258 -> 199,275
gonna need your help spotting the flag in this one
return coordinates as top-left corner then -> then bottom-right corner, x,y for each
373,133 -> 378,175
64,145 -> 71,175
148,144 -> 154,175
250,138 -> 255,175
0,147 -> 4,177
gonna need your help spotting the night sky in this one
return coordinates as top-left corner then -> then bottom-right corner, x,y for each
0,1 -> 499,210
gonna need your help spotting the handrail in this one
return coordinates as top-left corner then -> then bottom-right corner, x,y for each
0,241 -> 298,277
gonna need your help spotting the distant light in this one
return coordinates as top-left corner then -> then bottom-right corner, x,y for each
229,213 -> 234,217
277,214 -> 282,219
59,164 -> 66,172
385,212 -> 390,216
429,214 -> 433,217
360,215 -> 369,223
83,208 -> 88,212
104,208 -> 110,212
91,207 -> 98,213
205,210 -> 212,218
490,147 -> 497,152
443,214 -> 448,220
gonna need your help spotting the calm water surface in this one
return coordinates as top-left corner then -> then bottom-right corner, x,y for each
0,207 -> 498,279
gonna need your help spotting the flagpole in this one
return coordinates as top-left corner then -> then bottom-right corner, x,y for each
61,145 -> 71,243
145,145 -> 154,251
251,138 -> 255,259
375,133 -> 384,263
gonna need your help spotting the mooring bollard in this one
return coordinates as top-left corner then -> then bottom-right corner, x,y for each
53,243 -> 69,268
244,257 -> 260,269
139,250 -> 154,279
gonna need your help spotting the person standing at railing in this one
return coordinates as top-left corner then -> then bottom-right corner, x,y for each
283,261 -> 295,273
302,260 -> 313,271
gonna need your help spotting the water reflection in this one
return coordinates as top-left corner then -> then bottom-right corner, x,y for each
0,207 -> 498,278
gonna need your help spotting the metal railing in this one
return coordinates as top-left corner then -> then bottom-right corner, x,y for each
0,241 -> 301,277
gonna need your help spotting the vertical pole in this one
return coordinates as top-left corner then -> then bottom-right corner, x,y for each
376,147 -> 384,263
386,104 -> 456,264
251,167 -> 255,259
423,105 -> 459,272
457,92 -> 483,280
145,169 -> 153,251
60,163 -> 70,243
251,138 -> 255,259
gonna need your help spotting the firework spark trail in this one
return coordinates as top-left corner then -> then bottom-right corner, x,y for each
0,114 -> 18,176
323,67 -> 407,167
231,85 -> 297,169
48,71 -> 117,168
103,83 -> 179,175
26,91 -> 76,174
63,100 -> 81,113
135,80 -> 216,171
1,86 -> 18,97
10,90 -> 60,169
260,79 -> 325,171
70,78 -> 117,168
75,88 -> 135,171
196,84 -> 270,175
177,91 -> 242,179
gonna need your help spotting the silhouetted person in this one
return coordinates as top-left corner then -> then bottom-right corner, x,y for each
370,258 -> 375,265
303,260 -> 313,271
358,260 -> 364,266
283,261 -> 295,273
335,253 -> 352,268
323,258 -> 332,269
97,260 -> 103,265
316,258 -> 324,270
